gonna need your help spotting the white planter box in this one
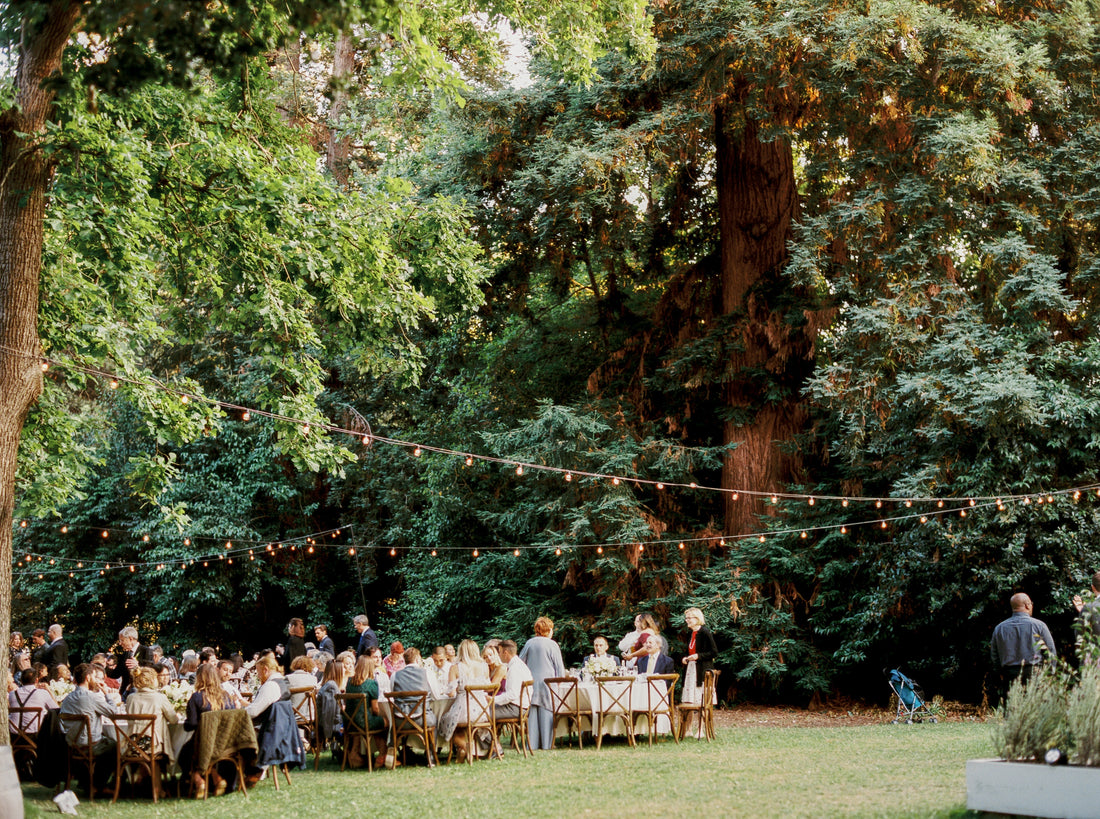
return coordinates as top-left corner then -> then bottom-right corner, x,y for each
967,758 -> 1100,819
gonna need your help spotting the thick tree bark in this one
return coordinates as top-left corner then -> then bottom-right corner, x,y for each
0,2 -> 80,738
326,31 -> 355,185
714,103 -> 809,535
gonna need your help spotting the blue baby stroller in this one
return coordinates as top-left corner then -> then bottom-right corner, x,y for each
887,669 -> 938,724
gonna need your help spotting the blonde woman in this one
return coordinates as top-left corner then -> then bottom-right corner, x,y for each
126,666 -> 179,769
681,607 -> 718,705
438,640 -> 491,759
482,644 -> 506,695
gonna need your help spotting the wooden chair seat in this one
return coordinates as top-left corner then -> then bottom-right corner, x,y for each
594,677 -> 636,750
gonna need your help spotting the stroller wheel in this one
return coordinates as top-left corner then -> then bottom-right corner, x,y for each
905,719 -> 913,724
930,718 -> 938,724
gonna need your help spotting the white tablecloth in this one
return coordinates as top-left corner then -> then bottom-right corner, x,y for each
548,679 -> 672,738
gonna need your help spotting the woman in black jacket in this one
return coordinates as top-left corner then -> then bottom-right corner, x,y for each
681,607 -> 718,704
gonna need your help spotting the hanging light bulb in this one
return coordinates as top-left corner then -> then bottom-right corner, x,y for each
840,526 -> 848,534
800,531 -> 808,539
109,379 -> 119,389
960,510 -> 967,517
473,549 -> 479,558
516,466 -> 524,476
465,457 -> 473,466
101,530 -> 109,539
771,495 -> 778,504
612,477 -> 620,486
875,500 -> 883,509
880,521 -> 888,528
639,544 -> 645,552
555,548 -> 562,556
904,500 -> 912,508
732,492 -> 739,500
759,535 -> 766,543
242,411 -> 250,421
390,548 -> 396,557
690,482 -> 698,489
61,525 -> 68,533
656,483 -> 665,490
564,472 -> 572,482
348,548 -> 356,556
363,435 -> 371,445
808,498 -> 815,506
937,500 -> 944,508
40,360 -> 49,372
513,549 -> 520,557
842,499 -> 849,507
19,520 -> 27,528
430,549 -> 437,556
180,395 -> 189,404
678,542 -> 685,550
184,538 -> 191,546
968,498 -> 976,507
413,447 -> 422,457
302,424 -> 310,435
920,516 -> 928,524
597,546 -> 604,554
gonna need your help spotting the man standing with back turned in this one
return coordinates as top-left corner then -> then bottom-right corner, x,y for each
991,592 -> 1057,703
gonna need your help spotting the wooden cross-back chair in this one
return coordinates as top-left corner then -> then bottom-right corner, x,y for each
677,669 -> 720,741
8,705 -> 43,779
543,676 -> 591,749
107,713 -> 162,803
390,690 -> 438,768
635,673 -> 679,745
448,683 -> 501,763
289,686 -> 321,770
594,677 -> 637,750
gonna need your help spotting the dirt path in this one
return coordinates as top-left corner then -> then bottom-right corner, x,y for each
714,700 -> 989,728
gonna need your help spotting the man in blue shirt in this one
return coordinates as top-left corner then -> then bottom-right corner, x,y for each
991,593 -> 1057,703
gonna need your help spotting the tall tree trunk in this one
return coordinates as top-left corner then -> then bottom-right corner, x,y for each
326,31 -> 355,185
715,104 -> 806,535
0,2 -> 80,736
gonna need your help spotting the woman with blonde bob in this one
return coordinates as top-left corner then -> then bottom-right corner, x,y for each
125,666 -> 180,771
519,616 -> 565,751
681,607 -> 718,706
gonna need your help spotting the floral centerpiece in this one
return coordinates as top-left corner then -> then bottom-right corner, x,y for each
583,656 -> 618,679
163,679 -> 194,715
48,678 -> 74,703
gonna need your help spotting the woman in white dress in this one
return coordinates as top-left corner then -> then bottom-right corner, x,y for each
437,639 -> 490,760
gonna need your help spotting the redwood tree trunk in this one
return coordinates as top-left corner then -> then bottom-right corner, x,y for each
0,2 -> 80,736
714,103 -> 807,535
326,31 -> 355,185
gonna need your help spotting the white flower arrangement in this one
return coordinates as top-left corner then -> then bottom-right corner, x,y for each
583,655 -> 618,679
163,679 -> 194,714
48,678 -> 75,703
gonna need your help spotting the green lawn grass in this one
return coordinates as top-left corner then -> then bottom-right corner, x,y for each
21,722 -> 992,818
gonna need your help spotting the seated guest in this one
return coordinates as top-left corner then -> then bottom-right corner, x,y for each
337,651 -> 357,688
244,653 -> 298,786
59,663 -> 119,794
344,656 -> 386,765
426,646 -> 451,694
50,663 -> 72,683
181,664 -> 234,797
483,644 -> 506,695
217,660 -> 247,708
245,654 -> 290,720
493,640 -> 533,720
584,636 -> 620,667
316,659 -> 344,750
9,667 -> 58,733
391,647 -> 438,726
439,640 -> 491,760
178,654 -> 200,684
32,662 -> 49,688
125,666 -> 179,773
369,647 -> 391,694
635,635 -> 675,676
286,656 -> 319,719
154,663 -> 174,690
93,654 -> 122,693
383,641 -> 406,677
621,613 -> 667,664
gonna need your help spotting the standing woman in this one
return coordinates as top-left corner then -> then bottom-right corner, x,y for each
519,616 -> 565,751
681,607 -> 718,705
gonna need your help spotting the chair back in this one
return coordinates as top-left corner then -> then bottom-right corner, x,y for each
390,690 -> 431,737
9,706 -> 43,754
335,692 -> 368,733
107,714 -> 159,803
645,674 -> 679,715
702,669 -> 719,711
595,676 -> 634,716
390,689 -> 436,766
289,685 -> 317,724
544,677 -> 579,717
194,708 -> 258,775
462,683 -> 497,731
108,713 -> 158,763
62,714 -> 96,800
